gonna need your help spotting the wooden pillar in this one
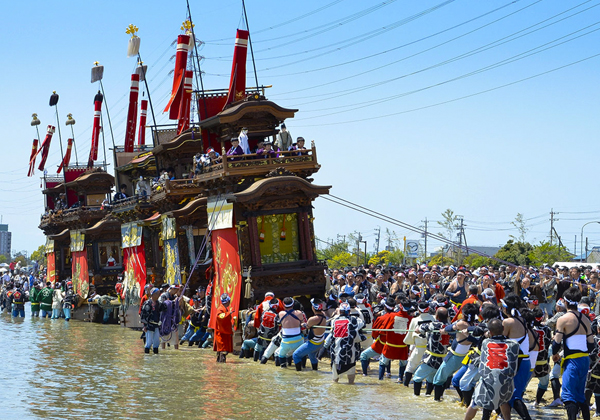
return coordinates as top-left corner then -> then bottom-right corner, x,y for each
247,215 -> 261,268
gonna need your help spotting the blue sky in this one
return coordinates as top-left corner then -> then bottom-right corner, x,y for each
0,0 -> 598,258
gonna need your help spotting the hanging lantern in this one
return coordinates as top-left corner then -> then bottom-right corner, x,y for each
280,216 -> 287,241
259,217 -> 265,243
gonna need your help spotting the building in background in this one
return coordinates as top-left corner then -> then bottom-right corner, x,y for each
0,224 -> 12,259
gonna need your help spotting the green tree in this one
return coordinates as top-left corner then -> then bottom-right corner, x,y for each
438,209 -> 460,240
528,241 -> 573,267
368,250 -> 390,266
386,248 -> 405,265
463,254 -> 496,268
494,240 -> 533,266
0,255 -> 7,264
13,254 -> 27,266
30,244 -> 47,266
510,213 -> 529,243
428,254 -> 457,266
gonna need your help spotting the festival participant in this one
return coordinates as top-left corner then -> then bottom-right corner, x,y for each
451,285 -> 481,323
412,307 -> 449,396
502,294 -> 535,420
179,297 -> 204,346
141,287 -> 166,354
355,293 -> 373,348
293,298 -> 327,371
433,302 -> 479,401
214,293 -> 234,363
378,296 -> 411,382
404,301 -> 435,386
51,282 -> 64,319
275,123 -> 292,152
325,301 -> 364,384
585,316 -> 600,417
62,281 -> 75,321
529,307 -> 553,408
39,282 -> 53,318
288,137 -> 307,156
254,291 -> 276,328
552,286 -> 594,420
29,281 -> 42,317
226,137 -> 244,161
10,282 -> 25,317
445,270 -> 468,307
353,271 -> 370,296
277,297 -> 306,368
465,318 -> 520,420
255,298 -> 281,362
360,297 -> 393,376
256,142 -> 277,158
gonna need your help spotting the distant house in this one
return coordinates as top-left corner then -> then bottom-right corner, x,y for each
430,245 -> 501,260
572,247 -> 600,263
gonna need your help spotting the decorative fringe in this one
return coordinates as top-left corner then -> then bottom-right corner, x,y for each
244,267 -> 252,299
188,33 -> 195,51
128,36 -> 140,57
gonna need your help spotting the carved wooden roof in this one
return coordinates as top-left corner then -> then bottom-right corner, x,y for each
233,175 -> 330,204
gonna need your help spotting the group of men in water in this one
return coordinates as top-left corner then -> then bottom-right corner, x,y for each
217,263 -> 600,420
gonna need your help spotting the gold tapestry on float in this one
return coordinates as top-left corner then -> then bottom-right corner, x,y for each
257,213 -> 299,264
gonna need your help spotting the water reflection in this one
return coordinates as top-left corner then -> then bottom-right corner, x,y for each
0,308 -> 567,420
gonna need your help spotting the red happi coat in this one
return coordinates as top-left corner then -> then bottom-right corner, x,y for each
381,310 -> 411,360
213,304 -> 233,353
370,313 -> 388,354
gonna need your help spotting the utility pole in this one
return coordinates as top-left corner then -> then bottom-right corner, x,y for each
356,233 -> 362,267
550,209 -> 559,246
586,237 -> 589,263
375,226 -> 381,254
575,235 -> 577,256
421,218 -> 428,260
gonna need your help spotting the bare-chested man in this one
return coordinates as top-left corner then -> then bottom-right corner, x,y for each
277,297 -> 306,368
292,298 -> 327,371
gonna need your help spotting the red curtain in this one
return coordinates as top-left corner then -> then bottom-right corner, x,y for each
47,252 -> 56,284
209,228 -> 242,331
71,250 -> 89,298
123,240 -> 146,299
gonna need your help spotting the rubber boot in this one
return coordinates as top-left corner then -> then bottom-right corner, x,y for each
280,357 -> 287,368
565,401 -> 578,420
275,356 -> 281,367
188,341 -> 195,347
260,356 -> 268,365
456,388 -> 464,403
179,339 -> 185,345
536,387 -> 546,405
361,359 -> 370,376
222,354 -> 227,363
433,385 -> 444,401
579,402 -> 590,420
253,351 -> 260,362
301,356 -> 307,369
426,381 -> 434,396
513,399 -> 532,420
153,347 -> 159,354
403,371 -> 413,387
481,409 -> 492,420
443,376 -> 452,390
414,381 -> 422,396
551,378 -> 562,401
295,363 -> 302,372
144,347 -> 150,354
398,364 -> 406,383
378,364 -> 386,380
239,350 -> 246,359
462,389 -> 474,408
311,363 -> 318,371
287,356 -> 293,367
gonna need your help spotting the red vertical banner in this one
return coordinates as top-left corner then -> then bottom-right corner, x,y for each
47,252 -> 56,284
123,241 -> 146,299
224,29 -> 249,106
209,228 -> 242,331
137,100 -> 148,145
124,73 -> 140,152
164,34 -> 190,119
88,92 -> 103,167
72,250 -> 89,298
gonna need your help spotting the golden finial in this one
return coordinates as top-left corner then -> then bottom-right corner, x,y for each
138,60 -> 144,66
53,91 -> 56,94
181,20 -> 194,32
94,61 -> 100,66
65,113 -> 76,126
126,24 -> 139,37
31,113 -> 40,126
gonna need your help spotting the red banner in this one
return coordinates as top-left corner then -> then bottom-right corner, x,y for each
72,250 -> 89,298
209,228 -> 242,331
47,252 -> 56,284
123,242 -> 146,299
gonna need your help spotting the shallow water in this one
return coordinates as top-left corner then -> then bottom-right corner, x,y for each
0,304 -> 567,420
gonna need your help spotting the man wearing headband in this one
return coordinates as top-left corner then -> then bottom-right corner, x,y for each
254,298 -> 281,363
214,293 -> 234,363
277,297 -> 307,368
254,291 -> 277,331
355,293 -> 373,348
551,287 -> 594,420
292,298 -> 327,371
451,285 -> 481,323
378,297 -> 411,383
404,301 -> 435,387
529,307 -> 553,409
501,294 -> 535,420
325,301 -> 364,384
360,296 -> 395,376
141,287 -> 166,354
445,270 -> 467,307
412,306 -> 449,397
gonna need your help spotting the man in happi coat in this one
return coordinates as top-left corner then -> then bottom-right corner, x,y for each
214,293 -> 234,363
466,319 -> 519,420
325,302 -> 364,384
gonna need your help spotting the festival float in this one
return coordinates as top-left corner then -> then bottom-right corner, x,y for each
32,15 -> 329,333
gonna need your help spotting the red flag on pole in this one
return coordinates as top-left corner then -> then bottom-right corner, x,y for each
177,70 -> 193,135
224,30 -> 249,107
164,34 -> 190,119
137,99 -> 148,146
37,125 -> 55,171
88,91 -> 103,168
124,73 -> 140,152
57,138 -> 73,174
27,139 -> 38,177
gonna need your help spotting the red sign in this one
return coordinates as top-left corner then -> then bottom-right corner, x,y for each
47,252 -> 56,284
72,250 -> 89,298
209,228 -> 242,331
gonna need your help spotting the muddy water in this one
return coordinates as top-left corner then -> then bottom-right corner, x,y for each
0,305 -> 567,420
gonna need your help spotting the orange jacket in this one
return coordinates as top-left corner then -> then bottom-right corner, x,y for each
381,310 -> 411,360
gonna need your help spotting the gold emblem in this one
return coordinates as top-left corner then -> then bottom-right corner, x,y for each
126,24 -> 139,37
